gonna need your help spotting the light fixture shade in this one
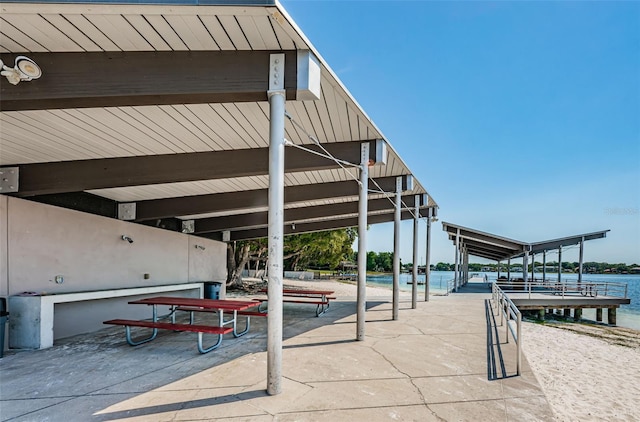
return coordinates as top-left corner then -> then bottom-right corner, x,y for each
15,56 -> 42,80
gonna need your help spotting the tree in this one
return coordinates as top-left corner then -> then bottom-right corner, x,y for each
375,252 -> 393,272
283,228 -> 357,271
435,262 -> 451,271
227,229 -> 358,286
366,251 -> 378,271
226,239 -> 267,288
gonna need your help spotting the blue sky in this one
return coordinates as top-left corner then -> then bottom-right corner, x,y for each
280,0 -> 640,265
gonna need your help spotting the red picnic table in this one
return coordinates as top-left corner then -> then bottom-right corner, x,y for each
257,288 -> 335,316
104,296 -> 265,353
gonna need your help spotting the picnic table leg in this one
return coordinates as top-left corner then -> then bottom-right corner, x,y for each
231,310 -> 253,337
194,309 -> 227,353
258,300 -> 267,313
123,305 -> 159,346
316,295 -> 329,317
123,325 -> 158,346
196,332 -> 224,353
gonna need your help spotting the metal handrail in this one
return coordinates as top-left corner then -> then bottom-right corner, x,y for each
446,279 -> 455,295
494,278 -> 628,299
491,282 -> 522,376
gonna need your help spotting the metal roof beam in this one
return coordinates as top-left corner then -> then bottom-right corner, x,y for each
194,195 -> 429,233
447,236 -> 515,261
529,230 -> 609,253
133,176 -> 410,221
6,140 -> 382,197
443,225 -> 526,251
204,210 -> 418,241
0,50 -> 299,111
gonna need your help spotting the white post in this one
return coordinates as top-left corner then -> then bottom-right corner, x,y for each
424,210 -> 432,302
578,237 -> 584,285
558,246 -> 562,283
523,250 -> 529,298
392,176 -> 402,320
356,143 -> 369,340
411,196 -> 419,309
464,248 -> 469,285
267,53 -> 286,396
531,252 -> 535,284
454,229 -> 460,292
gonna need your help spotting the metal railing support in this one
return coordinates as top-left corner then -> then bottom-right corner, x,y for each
491,282 -> 522,376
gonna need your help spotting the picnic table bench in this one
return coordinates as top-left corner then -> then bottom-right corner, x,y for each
255,288 -> 335,316
104,296 -> 263,353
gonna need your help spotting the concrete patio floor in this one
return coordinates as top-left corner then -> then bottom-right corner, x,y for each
0,288 -> 554,421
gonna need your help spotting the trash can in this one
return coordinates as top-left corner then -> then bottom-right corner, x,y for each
0,298 -> 8,358
204,282 -> 222,300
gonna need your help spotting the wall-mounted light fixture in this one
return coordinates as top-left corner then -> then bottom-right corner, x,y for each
291,223 -> 296,230
195,245 -> 206,251
121,235 -> 134,244
1,56 -> 42,85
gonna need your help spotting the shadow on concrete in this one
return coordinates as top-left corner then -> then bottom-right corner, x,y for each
484,299 -> 519,380
283,338 -> 358,349
0,299 -> 363,421
95,389 -> 268,421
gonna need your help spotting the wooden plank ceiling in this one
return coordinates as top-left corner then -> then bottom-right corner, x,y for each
0,1 -> 437,240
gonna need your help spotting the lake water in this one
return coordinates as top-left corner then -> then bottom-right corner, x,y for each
366,271 -> 640,331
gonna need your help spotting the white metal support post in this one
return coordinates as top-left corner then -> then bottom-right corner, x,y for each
558,246 -> 562,283
411,195 -> 419,309
454,229 -> 460,292
424,208 -> 432,302
460,247 -> 464,287
531,252 -> 535,285
462,247 -> 466,286
522,251 -> 531,298
578,237 -> 584,285
464,248 -> 469,285
356,143 -> 369,340
392,176 -> 402,320
523,250 -> 529,298
267,53 -> 285,396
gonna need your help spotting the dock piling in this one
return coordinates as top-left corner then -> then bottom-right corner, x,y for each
573,308 -> 582,321
608,308 -> 617,325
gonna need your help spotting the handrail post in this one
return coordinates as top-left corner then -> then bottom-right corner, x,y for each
505,305 -> 509,343
516,311 -> 522,376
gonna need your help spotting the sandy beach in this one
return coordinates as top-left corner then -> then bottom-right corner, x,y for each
237,277 -> 640,421
522,321 -> 640,421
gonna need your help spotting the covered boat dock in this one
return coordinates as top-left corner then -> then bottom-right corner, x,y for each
442,222 -> 630,325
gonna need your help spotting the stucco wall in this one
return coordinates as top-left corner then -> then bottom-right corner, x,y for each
1,195 -> 227,347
